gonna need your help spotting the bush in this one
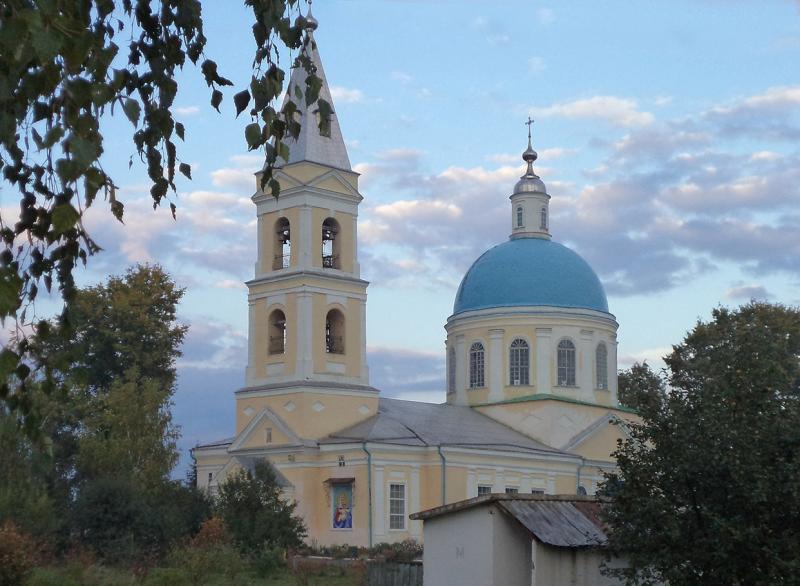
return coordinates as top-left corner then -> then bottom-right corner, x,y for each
167,543 -> 246,585
251,544 -> 284,577
189,517 -> 230,548
0,520 -> 36,586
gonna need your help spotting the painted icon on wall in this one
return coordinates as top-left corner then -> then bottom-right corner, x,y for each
332,483 -> 353,529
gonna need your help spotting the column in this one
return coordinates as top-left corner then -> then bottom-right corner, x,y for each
611,335 -> 619,405
373,465 -> 386,538
360,299 -> 369,383
352,214 -> 360,277
488,329 -> 505,402
299,205 -> 312,269
493,470 -> 505,493
536,328 -> 552,393
409,467 -> 421,539
255,214 -> 264,276
246,299 -> 256,384
296,291 -> 314,377
466,468 -> 477,498
580,329 -> 594,402
455,335 -> 467,405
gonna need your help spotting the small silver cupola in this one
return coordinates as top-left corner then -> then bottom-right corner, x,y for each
510,117 -> 551,240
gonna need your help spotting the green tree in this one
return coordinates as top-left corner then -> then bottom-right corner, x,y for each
603,302 -> 800,585
617,361 -> 664,411
0,0 -> 328,418
217,462 -> 306,553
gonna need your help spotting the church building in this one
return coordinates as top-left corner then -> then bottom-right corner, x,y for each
193,11 -> 636,547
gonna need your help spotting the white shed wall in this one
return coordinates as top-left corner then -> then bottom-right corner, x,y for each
533,544 -> 624,586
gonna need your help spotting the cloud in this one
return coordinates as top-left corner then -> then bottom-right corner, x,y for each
330,86 -> 364,104
174,106 -> 200,116
471,16 -> 511,45
367,346 -> 444,400
178,317 -> 247,370
354,83 -> 800,298
391,71 -> 413,84
725,284 -> 770,300
705,85 -> 800,140
536,96 -> 655,128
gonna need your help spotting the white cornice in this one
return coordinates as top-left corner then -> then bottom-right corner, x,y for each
446,305 -> 618,330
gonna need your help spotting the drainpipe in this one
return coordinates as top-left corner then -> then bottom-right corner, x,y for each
576,457 -> 586,494
437,446 -> 447,505
362,442 -> 373,548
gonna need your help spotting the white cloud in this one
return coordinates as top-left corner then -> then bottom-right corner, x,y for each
216,279 -> 247,290
174,106 -> 200,116
725,284 -> 770,300
536,96 -> 655,128
330,86 -> 364,104
391,71 -> 413,84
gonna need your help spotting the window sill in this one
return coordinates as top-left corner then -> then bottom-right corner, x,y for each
556,384 -> 579,389
595,387 -> 610,392
468,387 -> 486,391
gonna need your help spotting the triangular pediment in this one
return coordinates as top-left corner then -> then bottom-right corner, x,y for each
308,169 -> 360,197
229,406 -> 302,452
560,412 -> 633,461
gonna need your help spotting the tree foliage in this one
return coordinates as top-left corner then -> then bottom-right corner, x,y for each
216,462 -> 307,553
0,0 -> 328,417
0,264 -> 211,559
603,302 -> 800,585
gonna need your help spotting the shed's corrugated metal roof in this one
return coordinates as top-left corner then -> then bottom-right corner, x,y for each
321,398 -> 566,455
499,499 -> 606,548
411,494 -> 609,549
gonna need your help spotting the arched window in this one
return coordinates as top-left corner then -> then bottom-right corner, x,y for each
516,206 -> 524,228
325,309 -> 345,354
509,338 -> 530,386
557,339 -> 576,386
596,343 -> 608,390
540,207 -> 547,230
322,218 -> 341,269
447,347 -> 456,394
274,217 -> 290,269
268,309 -> 286,354
469,342 -> 485,389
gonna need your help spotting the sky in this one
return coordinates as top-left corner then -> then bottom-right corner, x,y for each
3,0 -> 800,475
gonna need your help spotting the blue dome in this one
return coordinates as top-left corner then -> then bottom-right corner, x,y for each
453,238 -> 609,315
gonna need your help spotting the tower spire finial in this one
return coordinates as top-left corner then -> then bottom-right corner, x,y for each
522,117 -> 538,174
305,0 -> 318,31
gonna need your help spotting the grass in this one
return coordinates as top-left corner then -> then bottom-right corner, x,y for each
27,565 -> 362,586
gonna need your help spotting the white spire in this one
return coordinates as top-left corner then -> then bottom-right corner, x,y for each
279,9 -> 351,171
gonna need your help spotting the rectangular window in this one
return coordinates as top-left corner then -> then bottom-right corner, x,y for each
338,455 -> 346,467
531,489 -> 544,495
477,485 -> 492,496
505,487 -> 519,495
207,472 -> 213,484
389,484 -> 406,530
266,427 -> 272,443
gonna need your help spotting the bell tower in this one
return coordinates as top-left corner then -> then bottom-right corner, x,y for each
236,11 -> 376,442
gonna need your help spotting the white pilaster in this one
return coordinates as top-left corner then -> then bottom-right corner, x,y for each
373,465 -> 385,538
409,467 -> 421,539
488,329 -> 505,402
520,474 -> 532,494
256,215 -> 264,276
454,335 -> 467,405
466,468 -> 477,498
536,328 -> 552,393
360,299 -> 369,384
611,336 -> 619,405
246,300 -> 256,384
580,329 -> 594,402
493,470 -> 505,493
352,214 -> 360,278
296,291 -> 314,377
299,204 -> 312,269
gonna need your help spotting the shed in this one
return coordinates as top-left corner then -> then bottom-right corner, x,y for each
410,494 -> 629,586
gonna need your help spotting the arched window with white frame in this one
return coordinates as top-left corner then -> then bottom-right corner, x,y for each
268,309 -> 287,354
322,217 -> 341,269
557,339 -> 576,386
274,217 -> 291,269
596,342 -> 608,390
325,309 -> 345,354
516,206 -> 524,228
509,338 -> 530,386
540,207 -> 548,230
469,342 -> 485,389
